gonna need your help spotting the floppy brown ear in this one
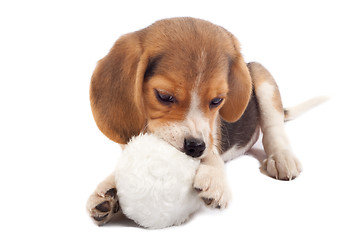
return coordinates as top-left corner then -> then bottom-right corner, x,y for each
220,44 -> 252,122
90,32 -> 148,144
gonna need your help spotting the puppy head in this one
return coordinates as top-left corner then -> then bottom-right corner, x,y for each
90,18 -> 252,156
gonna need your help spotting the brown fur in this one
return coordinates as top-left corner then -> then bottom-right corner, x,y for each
90,17 -> 252,144
250,62 -> 283,113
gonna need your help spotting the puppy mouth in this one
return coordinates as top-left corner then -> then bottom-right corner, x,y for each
155,134 -> 206,158
149,123 -> 208,158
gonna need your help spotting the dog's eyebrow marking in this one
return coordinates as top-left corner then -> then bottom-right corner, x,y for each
144,55 -> 163,80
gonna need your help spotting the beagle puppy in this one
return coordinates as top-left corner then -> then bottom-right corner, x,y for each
87,17 -> 302,225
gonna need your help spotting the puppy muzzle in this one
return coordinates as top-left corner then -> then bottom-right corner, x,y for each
184,138 -> 206,158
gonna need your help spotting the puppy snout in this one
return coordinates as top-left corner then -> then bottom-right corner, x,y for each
184,138 -> 206,158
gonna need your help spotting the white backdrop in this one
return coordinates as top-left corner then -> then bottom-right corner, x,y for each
1,0 -> 359,239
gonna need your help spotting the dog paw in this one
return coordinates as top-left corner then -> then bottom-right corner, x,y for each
264,149 -> 302,180
86,188 -> 121,226
193,165 -> 231,209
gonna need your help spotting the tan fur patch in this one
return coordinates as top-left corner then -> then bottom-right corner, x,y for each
248,62 -> 283,113
272,89 -> 284,113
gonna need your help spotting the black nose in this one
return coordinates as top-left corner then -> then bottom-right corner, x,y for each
184,138 -> 206,158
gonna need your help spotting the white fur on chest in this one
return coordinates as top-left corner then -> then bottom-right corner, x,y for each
221,126 -> 260,162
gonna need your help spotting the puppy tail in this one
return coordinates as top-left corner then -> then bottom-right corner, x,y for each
284,96 -> 330,122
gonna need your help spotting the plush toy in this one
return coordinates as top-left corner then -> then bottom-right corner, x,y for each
115,133 -> 202,229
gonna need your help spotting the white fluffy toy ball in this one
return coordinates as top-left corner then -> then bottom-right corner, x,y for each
115,133 -> 202,229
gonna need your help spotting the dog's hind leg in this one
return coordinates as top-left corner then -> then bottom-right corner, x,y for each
248,62 -> 302,180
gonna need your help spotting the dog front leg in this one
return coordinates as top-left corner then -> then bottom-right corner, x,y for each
86,172 -> 122,226
193,149 -> 231,209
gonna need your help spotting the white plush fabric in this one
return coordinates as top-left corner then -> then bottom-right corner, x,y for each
115,134 -> 201,229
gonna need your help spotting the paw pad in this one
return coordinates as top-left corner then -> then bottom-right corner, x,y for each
87,188 -> 121,226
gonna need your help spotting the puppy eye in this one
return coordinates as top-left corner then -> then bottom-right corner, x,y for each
155,89 -> 176,105
209,97 -> 224,109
